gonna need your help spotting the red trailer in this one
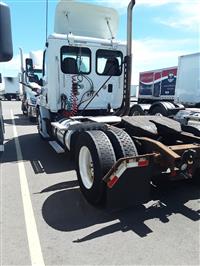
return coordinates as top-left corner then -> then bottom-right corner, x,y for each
130,67 -> 183,117
139,67 -> 177,100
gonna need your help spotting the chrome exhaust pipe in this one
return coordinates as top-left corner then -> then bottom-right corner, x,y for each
127,0 -> 135,57
121,0 -> 135,116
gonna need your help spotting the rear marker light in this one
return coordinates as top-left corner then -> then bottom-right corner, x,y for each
138,159 -> 149,167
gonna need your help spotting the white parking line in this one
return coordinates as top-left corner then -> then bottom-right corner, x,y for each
11,110 -> 45,266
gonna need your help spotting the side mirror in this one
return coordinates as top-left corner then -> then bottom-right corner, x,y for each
0,3 -> 13,62
25,58 -> 39,83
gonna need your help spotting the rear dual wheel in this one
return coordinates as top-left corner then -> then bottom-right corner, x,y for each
149,105 -> 167,116
75,128 -> 138,206
129,105 -> 144,116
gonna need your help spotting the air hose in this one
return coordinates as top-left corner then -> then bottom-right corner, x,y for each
61,75 -> 78,117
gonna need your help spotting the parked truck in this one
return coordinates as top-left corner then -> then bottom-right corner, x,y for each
33,0 -> 200,208
0,2 -> 13,153
130,66 -> 183,116
20,50 -> 43,121
130,53 -> 200,119
0,76 -> 21,100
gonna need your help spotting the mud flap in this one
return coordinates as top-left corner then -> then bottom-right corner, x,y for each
104,156 -> 154,209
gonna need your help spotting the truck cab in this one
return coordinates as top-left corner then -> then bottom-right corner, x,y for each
20,50 -> 43,121
39,1 -> 127,118
40,34 -> 126,116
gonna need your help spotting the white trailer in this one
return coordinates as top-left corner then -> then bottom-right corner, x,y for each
173,53 -> 200,130
0,76 -> 20,100
36,0 -> 200,208
175,53 -> 200,106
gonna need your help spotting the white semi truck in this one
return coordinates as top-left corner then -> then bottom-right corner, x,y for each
20,50 -> 43,121
35,0 -> 200,208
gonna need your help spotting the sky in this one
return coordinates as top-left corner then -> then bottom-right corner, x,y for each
0,0 -> 199,84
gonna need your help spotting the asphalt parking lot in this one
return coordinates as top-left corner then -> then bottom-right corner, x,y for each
0,101 -> 200,266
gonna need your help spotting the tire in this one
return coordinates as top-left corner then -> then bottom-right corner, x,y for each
129,105 -> 144,116
22,110 -> 28,115
105,126 -> 138,160
149,105 -> 168,116
21,102 -> 28,115
37,110 -> 45,139
6,95 -> 11,101
29,116 -> 36,123
75,130 -> 116,206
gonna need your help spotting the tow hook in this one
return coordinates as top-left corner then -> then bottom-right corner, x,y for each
180,149 -> 196,175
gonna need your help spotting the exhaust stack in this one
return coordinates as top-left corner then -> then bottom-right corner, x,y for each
127,0 -> 135,57
121,0 -> 135,115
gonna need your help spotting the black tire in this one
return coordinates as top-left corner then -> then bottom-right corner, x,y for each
29,116 -> 36,123
149,105 -> 168,116
75,130 -> 116,206
21,102 -> 28,115
105,126 -> 138,160
129,105 -> 144,116
22,110 -> 28,115
6,95 -> 11,101
37,110 -> 45,140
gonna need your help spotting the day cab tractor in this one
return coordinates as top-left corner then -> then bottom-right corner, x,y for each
36,0 -> 200,208
19,49 -> 43,121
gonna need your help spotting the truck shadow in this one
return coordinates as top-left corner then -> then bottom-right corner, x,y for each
3,113 -> 37,126
41,180 -> 200,241
1,133 -> 74,174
